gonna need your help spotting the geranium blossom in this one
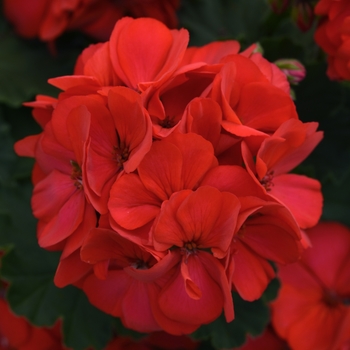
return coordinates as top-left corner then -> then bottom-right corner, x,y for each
314,0 -> 350,80
271,222 -> 350,350
14,16 -> 323,335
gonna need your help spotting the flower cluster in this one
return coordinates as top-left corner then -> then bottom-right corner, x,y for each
314,0 -> 350,81
15,17 -> 323,334
3,0 -> 179,42
271,221 -> 350,350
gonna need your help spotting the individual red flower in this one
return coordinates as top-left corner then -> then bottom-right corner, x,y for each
152,187 -> 238,331
314,0 -> 350,80
271,222 -> 350,350
210,54 -> 298,140
241,119 -> 323,229
200,166 -> 303,300
108,132 -> 218,245
77,87 -> 152,214
3,0 -> 180,42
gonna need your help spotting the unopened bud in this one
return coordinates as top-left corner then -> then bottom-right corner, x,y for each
291,2 -> 315,31
274,59 -> 306,85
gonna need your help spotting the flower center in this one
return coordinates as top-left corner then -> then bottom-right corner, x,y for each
113,142 -> 129,169
260,170 -> 274,191
159,116 -> 176,129
70,160 -> 83,190
323,289 -> 349,308
130,259 -> 149,270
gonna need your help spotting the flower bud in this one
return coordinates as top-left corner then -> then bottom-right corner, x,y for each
274,58 -> 306,85
291,1 -> 315,31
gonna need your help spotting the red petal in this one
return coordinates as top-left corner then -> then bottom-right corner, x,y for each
270,174 -> 323,229
108,87 -> 152,173
153,190 -> 192,251
231,240 -> 275,301
158,253 -> 224,325
109,173 -> 162,230
54,250 -> 92,287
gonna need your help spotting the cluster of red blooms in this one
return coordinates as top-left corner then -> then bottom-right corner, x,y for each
15,17 -> 323,334
314,0 -> 350,81
3,0 -> 179,42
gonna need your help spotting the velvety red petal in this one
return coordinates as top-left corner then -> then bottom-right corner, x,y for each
236,82 -> 297,133
60,202 -> 97,259
54,249 -> 92,288
231,240 -> 275,301
37,190 -> 85,248
287,303 -> 345,350
83,270 -> 130,316
48,75 -> 100,92
109,173 -> 162,230
158,253 -> 224,325
83,42 -> 121,86
200,165 -> 267,199
182,40 -> 240,65
165,133 -> 218,189
32,170 -> 77,220
270,174 -> 323,229
182,98 -> 222,148
138,140 -> 183,200
302,222 -> 350,289
240,203 -> 301,264
121,281 -> 161,332
153,190 -> 192,251
14,135 -> 40,158
108,87 -> 153,173
50,94 -> 106,151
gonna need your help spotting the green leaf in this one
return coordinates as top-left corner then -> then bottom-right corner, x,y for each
191,279 -> 279,349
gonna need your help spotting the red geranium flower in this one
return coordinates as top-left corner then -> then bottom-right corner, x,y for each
271,222 -> 350,350
242,118 -> 323,229
314,0 -> 350,80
